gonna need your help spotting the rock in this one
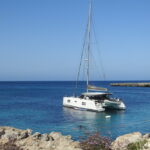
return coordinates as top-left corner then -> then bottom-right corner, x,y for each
0,129 -> 5,138
111,132 -> 142,150
0,126 -> 31,140
145,139 -> 150,149
41,133 -> 49,141
20,131 -> 29,139
32,132 -> 42,140
2,128 -> 19,140
50,132 -> 63,140
65,135 -> 72,140
3,126 -> 149,150
143,133 -> 150,139
111,82 -> 150,87
0,126 -> 82,150
48,135 -> 54,141
26,129 -> 32,136
4,133 -> 18,140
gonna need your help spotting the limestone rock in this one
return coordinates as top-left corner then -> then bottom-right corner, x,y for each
50,132 -> 63,140
0,129 -> 5,138
111,132 -> 142,150
32,132 -> 42,140
41,133 -> 49,141
143,133 -> 150,139
0,126 -> 82,150
20,131 -> 29,139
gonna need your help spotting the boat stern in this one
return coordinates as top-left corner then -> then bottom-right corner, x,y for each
118,101 -> 126,110
103,99 -> 126,110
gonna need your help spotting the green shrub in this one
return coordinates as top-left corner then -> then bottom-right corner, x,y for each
127,139 -> 147,150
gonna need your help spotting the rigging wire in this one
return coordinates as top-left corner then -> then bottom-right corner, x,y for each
92,14 -> 106,81
74,19 -> 89,95
90,50 -> 104,81
74,0 -> 93,94
74,0 -> 107,94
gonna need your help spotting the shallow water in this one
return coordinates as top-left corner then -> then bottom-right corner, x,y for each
0,81 -> 149,140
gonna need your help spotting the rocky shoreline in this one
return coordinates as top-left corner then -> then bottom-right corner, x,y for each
110,82 -> 150,87
0,126 -> 149,150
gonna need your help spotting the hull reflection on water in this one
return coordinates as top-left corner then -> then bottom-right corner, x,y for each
63,107 -> 100,120
63,107 -> 125,120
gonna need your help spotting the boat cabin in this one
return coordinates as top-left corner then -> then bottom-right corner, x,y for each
79,92 -> 112,101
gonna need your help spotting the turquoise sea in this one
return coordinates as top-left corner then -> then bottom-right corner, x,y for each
0,81 -> 149,140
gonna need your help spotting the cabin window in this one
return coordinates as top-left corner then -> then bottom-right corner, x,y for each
82,102 -> 86,105
67,100 -> 71,103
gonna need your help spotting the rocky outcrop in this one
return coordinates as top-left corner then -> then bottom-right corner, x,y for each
0,126 -> 81,150
0,126 -> 150,150
112,132 -> 150,150
111,82 -> 150,87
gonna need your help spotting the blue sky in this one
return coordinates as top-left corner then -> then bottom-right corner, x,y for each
0,0 -> 150,81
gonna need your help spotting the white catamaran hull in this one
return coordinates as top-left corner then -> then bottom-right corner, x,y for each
63,97 -> 105,112
103,100 -> 126,110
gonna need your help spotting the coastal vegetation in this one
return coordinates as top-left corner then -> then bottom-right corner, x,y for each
127,139 -> 148,150
80,132 -> 112,150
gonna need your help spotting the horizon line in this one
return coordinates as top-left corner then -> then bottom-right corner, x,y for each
0,80 -> 150,82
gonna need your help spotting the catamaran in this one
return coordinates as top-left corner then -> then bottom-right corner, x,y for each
63,0 -> 126,112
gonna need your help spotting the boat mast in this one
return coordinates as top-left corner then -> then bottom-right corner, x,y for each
86,0 -> 92,92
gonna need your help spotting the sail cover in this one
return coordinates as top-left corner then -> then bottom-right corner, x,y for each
87,85 -> 108,91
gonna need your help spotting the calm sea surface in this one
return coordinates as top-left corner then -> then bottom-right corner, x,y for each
0,81 -> 150,140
